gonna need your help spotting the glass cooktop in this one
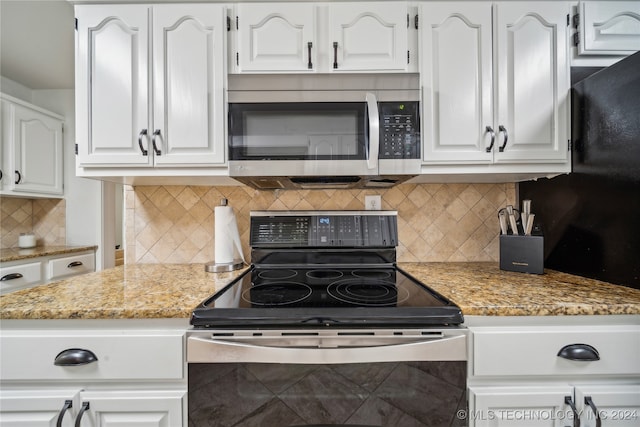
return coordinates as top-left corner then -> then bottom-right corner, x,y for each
190,265 -> 463,328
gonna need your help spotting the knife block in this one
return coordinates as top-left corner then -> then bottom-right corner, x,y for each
499,233 -> 544,274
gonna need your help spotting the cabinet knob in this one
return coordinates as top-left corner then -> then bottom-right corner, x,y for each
54,348 -> 98,366
557,343 -> 600,361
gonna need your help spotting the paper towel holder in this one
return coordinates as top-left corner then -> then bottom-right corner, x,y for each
205,198 -> 246,273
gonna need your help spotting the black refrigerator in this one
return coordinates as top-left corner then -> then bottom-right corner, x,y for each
519,51 -> 640,290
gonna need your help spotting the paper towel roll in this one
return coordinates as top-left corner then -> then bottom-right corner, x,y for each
214,201 -> 245,265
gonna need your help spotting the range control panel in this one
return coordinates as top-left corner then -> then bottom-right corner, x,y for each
379,102 -> 420,159
250,211 -> 398,248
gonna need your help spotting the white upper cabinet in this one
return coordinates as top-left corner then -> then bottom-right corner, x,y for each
577,1 -> 640,56
420,2 -> 570,166
493,2 -> 570,164
236,3 -> 316,72
76,4 -> 226,168
419,3 -> 493,163
1,94 -> 64,197
328,3 -> 409,72
233,2 -> 410,73
76,5 -> 149,167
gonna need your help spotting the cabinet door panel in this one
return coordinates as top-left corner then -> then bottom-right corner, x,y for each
12,106 -> 63,194
329,2 -> 408,71
78,391 -> 184,427
576,385 -> 640,427
470,385 -> 573,427
579,1 -> 640,55
153,5 -> 226,166
237,3 -> 316,72
494,3 -> 570,163
420,3 -> 493,163
76,5 -> 151,166
0,390 -> 79,427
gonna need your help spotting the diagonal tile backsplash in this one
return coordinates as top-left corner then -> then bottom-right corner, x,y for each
0,197 -> 66,248
126,183 -> 515,264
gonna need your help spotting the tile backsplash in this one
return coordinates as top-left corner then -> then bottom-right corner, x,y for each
0,197 -> 66,248
126,183 -> 515,264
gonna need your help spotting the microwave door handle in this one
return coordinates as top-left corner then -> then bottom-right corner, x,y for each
365,92 -> 379,170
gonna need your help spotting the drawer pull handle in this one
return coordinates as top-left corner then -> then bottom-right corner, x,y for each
54,348 -> 98,366
557,344 -> 600,361
564,396 -> 580,427
585,396 -> 602,427
56,400 -> 73,427
67,261 -> 84,268
75,401 -> 90,427
1,273 -> 23,281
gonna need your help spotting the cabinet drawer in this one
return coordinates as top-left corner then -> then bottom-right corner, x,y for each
49,253 -> 95,280
0,331 -> 184,381
472,325 -> 640,377
0,262 -> 42,293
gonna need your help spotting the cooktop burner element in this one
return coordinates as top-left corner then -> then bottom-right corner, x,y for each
242,282 -> 312,306
327,279 -> 408,306
191,211 -> 463,328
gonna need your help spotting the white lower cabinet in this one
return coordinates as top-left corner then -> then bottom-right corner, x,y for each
0,321 -> 187,427
467,317 -> 640,427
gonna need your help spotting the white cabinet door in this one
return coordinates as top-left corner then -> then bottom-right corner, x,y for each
576,385 -> 640,427
236,3 -> 316,72
493,2 -> 570,163
11,104 -> 63,194
0,390 -> 79,427
470,385 -> 574,427
75,390 -> 184,427
419,2 -> 493,163
1,96 -> 63,196
76,5 -> 151,167
329,2 -> 409,72
152,4 -> 226,166
578,1 -> 640,55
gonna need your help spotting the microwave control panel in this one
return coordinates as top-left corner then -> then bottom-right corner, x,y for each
379,102 -> 420,159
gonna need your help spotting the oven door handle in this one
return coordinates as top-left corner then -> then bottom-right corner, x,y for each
187,334 -> 466,364
365,92 -> 379,170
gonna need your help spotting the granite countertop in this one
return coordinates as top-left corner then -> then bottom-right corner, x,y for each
1,245 -> 98,263
1,262 -> 639,320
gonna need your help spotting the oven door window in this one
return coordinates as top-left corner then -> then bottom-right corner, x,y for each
188,361 -> 466,426
229,103 -> 368,161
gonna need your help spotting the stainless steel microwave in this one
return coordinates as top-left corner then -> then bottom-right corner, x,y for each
227,74 -> 421,189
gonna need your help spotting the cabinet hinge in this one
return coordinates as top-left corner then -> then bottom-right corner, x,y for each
226,16 -> 231,32
573,13 -> 580,28
75,18 -> 78,31
236,52 -> 239,66
75,144 -> 78,155
414,14 -> 419,30
407,13 -> 409,28
236,16 -> 239,30
566,14 -> 570,27
568,140 -> 572,151
573,32 -> 580,47
407,51 -> 410,64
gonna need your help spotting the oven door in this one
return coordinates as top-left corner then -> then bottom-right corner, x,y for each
228,95 -> 380,178
187,328 -> 467,427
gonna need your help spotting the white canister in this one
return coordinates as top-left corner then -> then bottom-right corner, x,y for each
18,233 -> 36,248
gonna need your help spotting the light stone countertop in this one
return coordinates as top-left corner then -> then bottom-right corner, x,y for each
1,245 -> 98,263
1,262 -> 639,320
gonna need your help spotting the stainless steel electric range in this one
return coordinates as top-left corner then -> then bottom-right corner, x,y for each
188,211 -> 468,427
